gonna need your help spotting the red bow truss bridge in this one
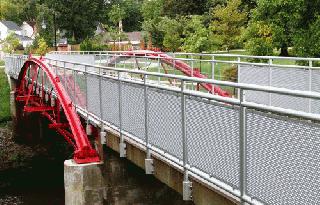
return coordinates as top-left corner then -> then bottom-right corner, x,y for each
15,56 -> 100,164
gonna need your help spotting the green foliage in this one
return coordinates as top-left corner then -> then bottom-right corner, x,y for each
222,65 -> 238,82
141,0 -> 165,48
182,16 -> 214,53
242,21 -> 273,56
80,38 -> 109,51
36,38 -> 49,56
141,0 -> 164,21
0,67 -> 11,123
210,0 -> 247,51
250,0 -> 304,56
1,33 -> 20,54
122,0 -> 143,32
45,0 -> 106,43
163,0 -> 209,17
293,16 -> 320,58
158,17 -> 183,51
108,4 -> 127,26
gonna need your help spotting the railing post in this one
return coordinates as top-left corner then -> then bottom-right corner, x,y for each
118,71 -> 126,157
181,80 -> 192,201
239,88 -> 247,205
144,75 -> 153,174
237,57 -> 241,97
63,61 -> 66,88
99,67 -> 106,145
157,56 -> 161,84
309,60 -> 313,113
84,65 -> 92,136
211,56 -> 215,94
268,59 -> 273,106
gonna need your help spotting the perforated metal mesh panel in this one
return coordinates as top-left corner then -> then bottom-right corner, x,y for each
186,97 -> 240,188
87,75 -> 101,117
148,88 -> 182,159
121,82 -> 145,140
4,56 -> 26,78
74,71 -> 87,108
63,69 -> 75,102
246,110 -> 320,205
271,67 -> 309,112
101,78 -> 120,127
239,65 -> 312,112
239,65 -> 270,104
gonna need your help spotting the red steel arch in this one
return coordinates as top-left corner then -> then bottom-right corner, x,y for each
15,56 -> 100,164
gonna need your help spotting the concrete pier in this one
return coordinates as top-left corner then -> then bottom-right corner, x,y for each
64,160 -> 105,205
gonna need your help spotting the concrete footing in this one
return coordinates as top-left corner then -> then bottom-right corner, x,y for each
64,160 -> 105,205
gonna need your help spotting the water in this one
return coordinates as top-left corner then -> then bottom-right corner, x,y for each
0,146 -> 191,205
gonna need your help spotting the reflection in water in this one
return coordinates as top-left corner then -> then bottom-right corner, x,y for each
0,146 -> 193,205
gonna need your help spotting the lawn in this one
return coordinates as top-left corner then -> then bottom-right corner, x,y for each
0,61 -> 11,125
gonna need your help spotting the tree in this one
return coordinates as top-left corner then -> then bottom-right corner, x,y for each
141,0 -> 165,48
36,37 -> 49,55
250,0 -> 304,56
158,17 -> 183,51
0,0 -> 22,22
242,21 -> 274,56
182,16 -> 214,53
108,4 -> 127,32
1,33 -> 20,54
210,0 -> 247,51
163,0 -> 209,17
122,0 -> 143,32
293,16 -> 320,58
44,0 -> 106,43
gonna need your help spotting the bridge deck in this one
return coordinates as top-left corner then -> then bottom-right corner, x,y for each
4,52 -> 320,205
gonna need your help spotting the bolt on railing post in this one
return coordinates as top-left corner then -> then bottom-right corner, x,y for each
239,88 -> 247,205
309,60 -> 313,113
118,71 -> 126,157
181,80 -> 192,200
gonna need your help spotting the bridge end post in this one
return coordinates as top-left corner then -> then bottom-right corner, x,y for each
64,159 -> 105,205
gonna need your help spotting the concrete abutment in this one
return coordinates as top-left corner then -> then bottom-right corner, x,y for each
64,160 -> 105,205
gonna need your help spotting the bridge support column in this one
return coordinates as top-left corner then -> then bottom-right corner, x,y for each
64,160 -> 105,205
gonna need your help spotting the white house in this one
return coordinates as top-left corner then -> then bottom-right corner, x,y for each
0,20 -> 22,40
0,20 -> 34,48
21,21 -> 36,39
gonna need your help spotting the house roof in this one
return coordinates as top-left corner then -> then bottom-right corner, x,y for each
14,34 -> 33,41
0,21 -> 22,31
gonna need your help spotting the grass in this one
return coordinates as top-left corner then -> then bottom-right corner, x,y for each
0,61 -> 11,125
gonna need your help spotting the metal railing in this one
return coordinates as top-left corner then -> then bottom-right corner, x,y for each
5,54 -> 320,205
47,51 -> 320,114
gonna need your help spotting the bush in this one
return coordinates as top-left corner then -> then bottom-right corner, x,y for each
222,65 -> 238,82
36,38 -> 49,56
80,39 -> 109,51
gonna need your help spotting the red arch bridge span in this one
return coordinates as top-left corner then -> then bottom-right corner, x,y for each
15,56 -> 100,164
